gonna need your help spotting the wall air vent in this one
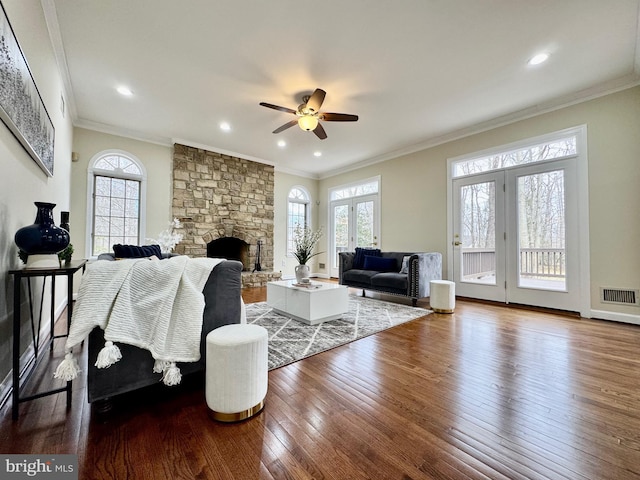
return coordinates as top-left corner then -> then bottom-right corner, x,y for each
600,287 -> 640,306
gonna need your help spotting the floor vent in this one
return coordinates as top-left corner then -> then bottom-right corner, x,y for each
600,287 -> 640,306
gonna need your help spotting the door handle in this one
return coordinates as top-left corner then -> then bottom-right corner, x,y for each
453,241 -> 462,246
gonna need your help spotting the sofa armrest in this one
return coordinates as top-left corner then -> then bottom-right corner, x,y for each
338,252 -> 355,285
408,252 -> 442,299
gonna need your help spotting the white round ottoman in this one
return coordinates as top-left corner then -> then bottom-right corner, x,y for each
430,280 -> 456,313
205,324 -> 268,422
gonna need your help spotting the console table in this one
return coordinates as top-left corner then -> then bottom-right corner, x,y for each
9,259 -> 87,420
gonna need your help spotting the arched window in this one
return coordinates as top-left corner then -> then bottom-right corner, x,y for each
86,150 -> 147,257
287,186 -> 310,255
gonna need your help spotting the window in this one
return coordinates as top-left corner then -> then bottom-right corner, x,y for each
330,179 -> 379,200
287,187 -> 310,255
452,135 -> 577,178
86,151 -> 147,257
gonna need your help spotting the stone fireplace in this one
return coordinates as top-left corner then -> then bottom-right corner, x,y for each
172,144 -> 281,286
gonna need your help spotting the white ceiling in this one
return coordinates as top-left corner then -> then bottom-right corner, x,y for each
47,0 -> 640,178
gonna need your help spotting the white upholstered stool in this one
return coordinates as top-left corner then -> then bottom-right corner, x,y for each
430,280 -> 456,313
205,324 -> 268,422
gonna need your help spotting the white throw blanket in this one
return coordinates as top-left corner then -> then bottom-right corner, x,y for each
54,256 -> 223,385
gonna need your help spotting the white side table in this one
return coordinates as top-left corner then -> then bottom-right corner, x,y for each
430,280 -> 456,313
206,324 -> 268,422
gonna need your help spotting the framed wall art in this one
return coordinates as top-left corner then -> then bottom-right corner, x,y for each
0,1 -> 55,177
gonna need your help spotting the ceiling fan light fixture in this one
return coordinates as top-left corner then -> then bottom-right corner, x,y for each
298,115 -> 318,131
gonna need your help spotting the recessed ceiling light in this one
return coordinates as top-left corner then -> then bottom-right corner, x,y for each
528,53 -> 549,66
313,151 -> 322,157
277,140 -> 286,147
220,122 -> 231,132
116,86 -> 133,96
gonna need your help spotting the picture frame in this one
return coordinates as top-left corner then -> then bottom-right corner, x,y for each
0,1 -> 55,177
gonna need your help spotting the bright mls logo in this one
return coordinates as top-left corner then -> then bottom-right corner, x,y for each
1,455 -> 77,479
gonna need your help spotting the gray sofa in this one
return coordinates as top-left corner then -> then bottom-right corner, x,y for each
88,254 -> 243,405
339,250 -> 442,306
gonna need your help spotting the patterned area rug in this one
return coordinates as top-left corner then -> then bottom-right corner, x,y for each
245,295 -> 431,370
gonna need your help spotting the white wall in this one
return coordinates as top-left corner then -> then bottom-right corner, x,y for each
273,171 -> 320,278
319,86 -> 640,319
0,0 -> 74,383
70,128 -> 173,261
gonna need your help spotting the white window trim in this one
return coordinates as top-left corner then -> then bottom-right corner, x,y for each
449,126 -> 582,179
286,185 -> 312,257
85,149 -> 148,259
329,174 -> 380,201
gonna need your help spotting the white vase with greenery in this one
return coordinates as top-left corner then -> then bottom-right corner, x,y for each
292,225 -> 323,283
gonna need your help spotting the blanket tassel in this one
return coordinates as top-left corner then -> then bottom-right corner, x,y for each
161,362 -> 182,386
95,341 -> 122,368
53,352 -> 80,381
153,359 -> 171,374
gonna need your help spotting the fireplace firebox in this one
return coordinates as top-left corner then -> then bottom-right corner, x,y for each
207,237 -> 250,271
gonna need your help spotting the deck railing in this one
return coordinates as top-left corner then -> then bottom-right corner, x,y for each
519,248 -> 565,278
461,249 -> 495,279
462,248 -> 565,279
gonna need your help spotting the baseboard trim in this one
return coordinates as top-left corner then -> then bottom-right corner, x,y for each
590,309 -> 640,325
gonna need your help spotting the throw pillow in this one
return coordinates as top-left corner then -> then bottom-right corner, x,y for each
353,247 -> 381,269
363,255 -> 397,272
113,244 -> 163,259
399,255 -> 412,274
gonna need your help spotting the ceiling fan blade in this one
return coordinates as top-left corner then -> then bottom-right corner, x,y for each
306,89 -> 326,113
273,119 -> 298,134
313,122 -> 327,140
320,112 -> 359,122
260,102 -> 297,115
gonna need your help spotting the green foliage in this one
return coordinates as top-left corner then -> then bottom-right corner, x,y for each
58,244 -> 74,263
292,225 -> 323,265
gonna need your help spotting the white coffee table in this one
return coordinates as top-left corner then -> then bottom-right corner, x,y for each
266,280 -> 349,325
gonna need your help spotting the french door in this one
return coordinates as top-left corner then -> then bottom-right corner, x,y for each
330,194 -> 379,278
453,159 -> 580,311
452,171 -> 507,302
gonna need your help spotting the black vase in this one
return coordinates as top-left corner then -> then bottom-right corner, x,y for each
15,202 -> 70,255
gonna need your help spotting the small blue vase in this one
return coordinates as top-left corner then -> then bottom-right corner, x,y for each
15,202 -> 70,255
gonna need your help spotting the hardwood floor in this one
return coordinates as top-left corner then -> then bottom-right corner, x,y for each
2,285 -> 640,479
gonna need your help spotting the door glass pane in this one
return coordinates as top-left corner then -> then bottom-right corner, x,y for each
355,200 -> 374,247
517,170 -> 566,291
460,181 -> 496,284
333,205 -> 349,268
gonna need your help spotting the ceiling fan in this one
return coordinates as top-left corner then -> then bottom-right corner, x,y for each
259,88 -> 358,140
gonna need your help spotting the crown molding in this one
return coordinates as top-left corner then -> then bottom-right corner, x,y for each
319,76 -> 640,180
41,0 -> 77,120
75,118 -> 172,146
171,138 -> 275,167
166,139 -> 319,178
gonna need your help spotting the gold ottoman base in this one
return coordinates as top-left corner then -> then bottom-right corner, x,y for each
208,400 -> 265,423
